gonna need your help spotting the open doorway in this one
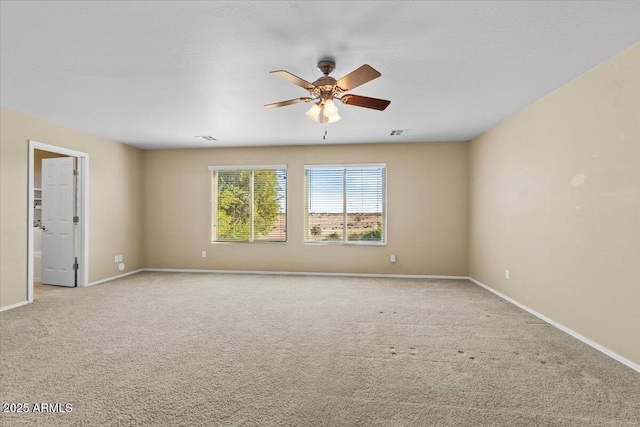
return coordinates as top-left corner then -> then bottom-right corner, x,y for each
28,140 -> 89,303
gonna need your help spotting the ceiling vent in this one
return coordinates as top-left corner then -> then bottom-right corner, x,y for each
390,129 -> 411,136
196,135 -> 217,141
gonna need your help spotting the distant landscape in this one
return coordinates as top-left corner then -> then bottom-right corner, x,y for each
263,213 -> 383,241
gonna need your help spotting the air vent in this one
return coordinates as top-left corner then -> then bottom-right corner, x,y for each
196,135 -> 217,141
390,129 -> 411,136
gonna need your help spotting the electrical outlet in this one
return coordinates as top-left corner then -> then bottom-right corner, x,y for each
114,255 -> 118,263
505,269 -> 510,279
118,255 -> 123,262
202,251 -> 207,258
390,254 -> 396,263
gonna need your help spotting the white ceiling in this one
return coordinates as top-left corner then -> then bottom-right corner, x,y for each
1,1 -> 639,149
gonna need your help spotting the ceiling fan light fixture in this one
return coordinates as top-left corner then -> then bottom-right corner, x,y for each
327,113 -> 341,123
322,99 -> 339,118
305,103 -> 322,121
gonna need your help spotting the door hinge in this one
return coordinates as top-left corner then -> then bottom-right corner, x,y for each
73,169 -> 79,176
73,216 -> 80,223
73,263 -> 79,271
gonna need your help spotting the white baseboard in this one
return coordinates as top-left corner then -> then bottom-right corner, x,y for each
0,300 -> 30,312
142,268 -> 468,280
468,277 -> 640,373
1,270 -> 144,312
86,269 -> 144,287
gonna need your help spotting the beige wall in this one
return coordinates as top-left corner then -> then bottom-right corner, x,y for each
0,107 -> 144,308
143,142 -> 469,276
469,43 -> 640,364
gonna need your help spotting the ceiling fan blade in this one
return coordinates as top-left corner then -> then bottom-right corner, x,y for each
340,94 -> 390,111
270,70 -> 316,91
263,97 -> 313,109
336,64 -> 381,91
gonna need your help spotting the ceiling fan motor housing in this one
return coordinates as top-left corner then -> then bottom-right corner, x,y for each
312,76 -> 339,96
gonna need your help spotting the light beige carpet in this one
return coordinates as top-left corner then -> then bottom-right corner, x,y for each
1,272 -> 638,426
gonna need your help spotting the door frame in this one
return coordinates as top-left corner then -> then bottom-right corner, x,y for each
28,140 -> 89,302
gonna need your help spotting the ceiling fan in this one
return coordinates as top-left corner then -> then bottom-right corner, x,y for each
264,59 -> 390,123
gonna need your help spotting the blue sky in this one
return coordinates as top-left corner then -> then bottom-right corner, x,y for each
307,168 -> 384,214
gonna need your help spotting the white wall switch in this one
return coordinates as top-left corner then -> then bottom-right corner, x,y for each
505,269 -> 510,279
390,254 -> 396,263
118,255 -> 123,262
114,255 -> 118,263
202,251 -> 207,258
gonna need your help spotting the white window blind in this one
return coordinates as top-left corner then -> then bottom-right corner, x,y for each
210,166 -> 287,242
304,164 -> 386,244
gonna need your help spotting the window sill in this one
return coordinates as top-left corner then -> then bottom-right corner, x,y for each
304,241 -> 387,247
211,241 -> 288,245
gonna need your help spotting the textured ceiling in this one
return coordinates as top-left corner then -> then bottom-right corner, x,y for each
1,1 -> 639,149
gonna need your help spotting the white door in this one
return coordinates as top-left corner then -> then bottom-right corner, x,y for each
41,157 -> 76,286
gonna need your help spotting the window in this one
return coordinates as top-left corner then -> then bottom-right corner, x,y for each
304,164 -> 386,244
209,165 -> 287,242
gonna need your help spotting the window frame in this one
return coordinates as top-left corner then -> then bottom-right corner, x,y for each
303,163 -> 387,246
209,164 -> 287,244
